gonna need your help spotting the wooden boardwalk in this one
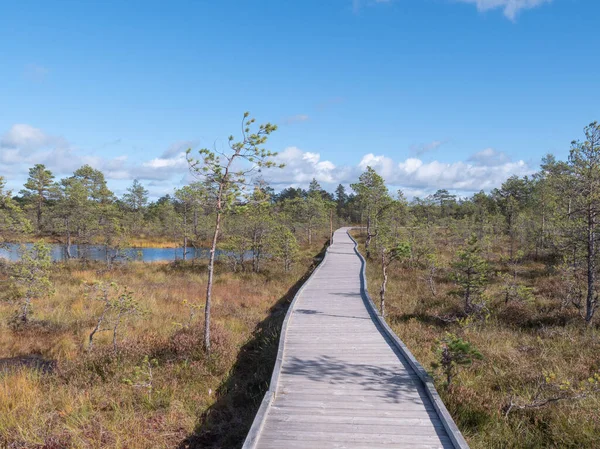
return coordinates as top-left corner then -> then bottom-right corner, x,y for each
243,227 -> 468,449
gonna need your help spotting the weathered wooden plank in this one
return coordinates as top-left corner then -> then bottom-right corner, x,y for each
276,384 -> 424,394
258,430 -> 453,446
257,440 -> 448,449
276,394 -> 428,405
278,374 -> 423,385
279,361 -> 410,368
272,398 -> 436,412
263,421 -> 447,436
269,405 -> 440,419
266,413 -> 446,427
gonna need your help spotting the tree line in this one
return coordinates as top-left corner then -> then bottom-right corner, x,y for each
1,117 -> 599,350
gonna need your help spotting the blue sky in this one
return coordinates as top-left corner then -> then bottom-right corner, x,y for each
1,0 -> 599,198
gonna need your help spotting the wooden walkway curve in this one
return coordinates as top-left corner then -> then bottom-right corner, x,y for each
243,227 -> 468,449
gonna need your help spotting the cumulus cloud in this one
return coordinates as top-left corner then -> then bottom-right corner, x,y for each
358,153 -> 397,179
358,151 -> 530,192
130,153 -> 188,181
261,146 -> 533,196
1,124 -> 534,199
0,124 -> 134,186
0,125 -> 81,173
394,157 -> 530,191
1,124 -> 65,154
265,147 -> 341,185
144,158 -> 182,169
0,123 -> 200,197
468,148 -> 511,166
457,0 -> 551,20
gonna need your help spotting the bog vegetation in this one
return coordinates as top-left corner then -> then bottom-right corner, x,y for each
0,118 -> 599,448
353,122 -> 600,447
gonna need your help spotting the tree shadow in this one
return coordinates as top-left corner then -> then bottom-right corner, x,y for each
176,242 -> 329,449
294,307 -> 371,321
277,354 -> 451,445
281,354 -> 427,405
0,355 -> 56,374
392,312 -> 452,328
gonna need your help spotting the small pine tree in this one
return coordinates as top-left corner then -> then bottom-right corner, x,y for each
87,282 -> 144,353
375,205 -> 411,317
10,243 -> 53,326
351,166 -> 391,259
431,333 -> 482,389
1,177 -> 32,244
270,225 -> 299,272
451,234 -> 489,314
122,355 -> 159,401
20,164 -> 55,232
378,241 -> 410,317
186,112 -> 282,353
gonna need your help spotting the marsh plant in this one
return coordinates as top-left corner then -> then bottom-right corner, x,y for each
431,333 -> 482,389
9,242 -> 53,327
86,281 -> 145,353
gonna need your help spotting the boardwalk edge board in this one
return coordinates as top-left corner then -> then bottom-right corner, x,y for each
242,244 -> 331,449
347,229 -> 470,449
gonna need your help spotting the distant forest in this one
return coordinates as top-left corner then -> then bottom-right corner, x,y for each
0,120 -> 599,326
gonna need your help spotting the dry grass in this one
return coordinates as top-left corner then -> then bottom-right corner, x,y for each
0,244 -> 325,449
124,238 -> 180,248
352,230 -> 600,449
125,236 -> 211,248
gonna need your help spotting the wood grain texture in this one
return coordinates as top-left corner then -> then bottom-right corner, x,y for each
243,228 -> 468,449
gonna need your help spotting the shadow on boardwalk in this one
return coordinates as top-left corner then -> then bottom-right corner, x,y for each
177,243 -> 329,449
281,354 -> 429,406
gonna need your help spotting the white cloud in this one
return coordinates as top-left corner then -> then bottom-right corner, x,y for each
132,152 -> 190,181
0,123 -> 199,197
0,125 -> 137,186
0,124 -> 65,154
0,124 -> 189,182
358,153 -> 397,179
0,149 -> 19,164
143,155 -> 187,169
375,154 -> 531,192
398,157 -> 423,174
457,0 -> 551,20
468,147 -> 511,166
0,124 -> 534,200
263,146 -> 533,196
265,146 -> 341,185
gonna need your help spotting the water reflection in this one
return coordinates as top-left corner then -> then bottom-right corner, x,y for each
0,243 -> 226,263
